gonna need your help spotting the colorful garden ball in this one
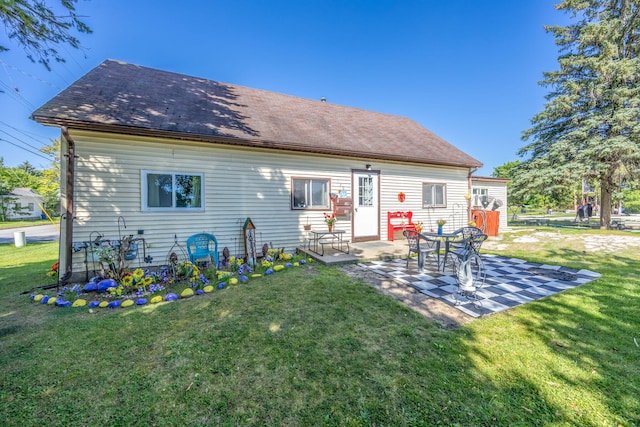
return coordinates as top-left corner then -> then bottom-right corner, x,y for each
72,299 -> 87,308
239,275 -> 249,282
196,289 -> 205,295
135,298 -> 148,305
88,301 -> 101,308
97,279 -> 118,292
217,282 -> 227,289
83,282 -> 98,292
165,293 -> 178,301
107,300 -> 121,308
40,295 -> 50,304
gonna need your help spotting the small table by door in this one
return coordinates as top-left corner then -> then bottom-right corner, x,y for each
308,230 -> 350,256
420,231 -> 458,271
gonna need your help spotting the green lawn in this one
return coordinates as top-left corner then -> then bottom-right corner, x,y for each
0,228 -> 638,426
0,218 -> 57,229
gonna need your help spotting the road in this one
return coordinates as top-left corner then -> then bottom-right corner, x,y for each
0,224 -> 60,244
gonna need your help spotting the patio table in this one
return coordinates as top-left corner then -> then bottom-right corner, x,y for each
420,231 -> 459,271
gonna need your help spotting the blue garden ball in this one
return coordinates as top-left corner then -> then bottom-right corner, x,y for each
40,295 -> 50,304
88,301 -> 100,308
135,298 -> 147,305
299,260 -> 306,265
97,279 -> 118,292
285,262 -> 293,268
63,301 -> 72,307
239,275 -> 248,282
265,268 -> 274,275
83,282 -> 98,292
196,289 -> 205,295
165,293 -> 178,301
55,299 -> 67,307
107,300 -> 121,308
217,282 -> 227,290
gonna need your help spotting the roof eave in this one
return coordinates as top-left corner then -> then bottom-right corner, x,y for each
32,116 -> 483,169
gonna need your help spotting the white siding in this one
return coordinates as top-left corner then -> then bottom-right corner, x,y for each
379,164 -> 471,234
65,130 -> 476,274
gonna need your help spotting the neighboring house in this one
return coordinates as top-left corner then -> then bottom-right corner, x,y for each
32,59 -> 504,279
4,188 -> 45,220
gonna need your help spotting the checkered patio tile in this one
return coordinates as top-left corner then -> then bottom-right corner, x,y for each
359,254 -> 601,318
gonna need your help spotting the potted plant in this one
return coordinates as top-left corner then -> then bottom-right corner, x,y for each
324,212 -> 337,231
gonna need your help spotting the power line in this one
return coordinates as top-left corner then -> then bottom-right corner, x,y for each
0,138 -> 53,161
0,128 -> 47,153
0,121 -> 54,146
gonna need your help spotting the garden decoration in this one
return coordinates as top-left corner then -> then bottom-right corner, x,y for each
437,219 -> 446,235
30,250 -> 310,311
164,234 -> 189,280
243,217 -> 257,266
397,192 -> 406,203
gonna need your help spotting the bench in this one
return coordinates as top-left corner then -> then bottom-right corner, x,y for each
387,211 -> 416,241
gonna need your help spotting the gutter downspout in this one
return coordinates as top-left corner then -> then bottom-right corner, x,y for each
61,127 -> 75,284
467,167 -> 479,223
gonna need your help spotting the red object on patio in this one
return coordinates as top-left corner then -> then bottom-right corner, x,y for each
471,209 -> 499,236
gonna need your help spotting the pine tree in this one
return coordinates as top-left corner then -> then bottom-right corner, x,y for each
519,0 -> 640,228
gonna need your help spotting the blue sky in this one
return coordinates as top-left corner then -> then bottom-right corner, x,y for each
0,0 -> 569,175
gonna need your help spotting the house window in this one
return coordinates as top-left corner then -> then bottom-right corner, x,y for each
472,188 -> 489,208
291,177 -> 330,209
358,175 -> 374,207
142,171 -> 204,211
423,183 -> 447,207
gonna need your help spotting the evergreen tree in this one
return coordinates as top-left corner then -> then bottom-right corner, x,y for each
519,0 -> 640,228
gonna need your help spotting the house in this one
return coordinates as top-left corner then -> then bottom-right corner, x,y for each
3,188 -> 45,220
31,59 -> 506,279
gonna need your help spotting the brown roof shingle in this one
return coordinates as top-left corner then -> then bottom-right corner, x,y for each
32,59 -> 482,168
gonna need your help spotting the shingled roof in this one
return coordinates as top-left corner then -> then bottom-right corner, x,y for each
32,60 -> 482,168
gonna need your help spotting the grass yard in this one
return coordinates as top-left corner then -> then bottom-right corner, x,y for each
0,228 -> 639,426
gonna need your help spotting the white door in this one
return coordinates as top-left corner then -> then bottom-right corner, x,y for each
353,170 -> 379,240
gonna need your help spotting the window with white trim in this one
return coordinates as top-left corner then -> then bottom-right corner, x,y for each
142,171 -> 204,211
472,188 -> 489,208
291,177 -> 330,209
422,183 -> 447,208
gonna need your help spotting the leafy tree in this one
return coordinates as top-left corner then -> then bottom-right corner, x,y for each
0,0 -> 91,70
0,140 -> 59,220
37,138 -> 60,213
519,0 -> 640,229
17,160 -> 40,176
622,188 -> 640,213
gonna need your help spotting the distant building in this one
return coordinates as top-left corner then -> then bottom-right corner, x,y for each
5,188 -> 45,220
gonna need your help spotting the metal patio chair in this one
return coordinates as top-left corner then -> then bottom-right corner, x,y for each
403,229 -> 438,271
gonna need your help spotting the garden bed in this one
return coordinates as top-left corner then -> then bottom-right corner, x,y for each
30,250 -> 310,309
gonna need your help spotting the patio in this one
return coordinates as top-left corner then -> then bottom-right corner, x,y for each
301,239 -> 602,318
